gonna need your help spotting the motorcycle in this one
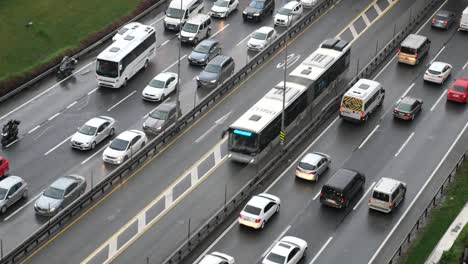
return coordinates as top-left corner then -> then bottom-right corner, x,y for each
1,120 -> 20,148
56,56 -> 78,79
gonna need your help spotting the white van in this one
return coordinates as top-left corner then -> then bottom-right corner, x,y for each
368,177 -> 407,213
339,79 -> 385,122
460,6 -> 468,31
179,14 -> 211,44
164,0 -> 204,31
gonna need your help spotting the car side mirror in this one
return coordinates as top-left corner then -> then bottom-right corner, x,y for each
97,132 -> 101,135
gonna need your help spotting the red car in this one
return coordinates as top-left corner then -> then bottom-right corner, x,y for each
447,78 -> 468,103
0,157 -> 9,179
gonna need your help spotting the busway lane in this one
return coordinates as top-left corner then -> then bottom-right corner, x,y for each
22,0 -> 376,263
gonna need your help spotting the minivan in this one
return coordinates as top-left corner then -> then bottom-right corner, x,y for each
319,168 -> 365,209
196,55 -> 235,89
143,102 -> 180,134
164,0 -> 204,31
179,14 -> 212,45
368,177 -> 407,213
398,34 -> 431,65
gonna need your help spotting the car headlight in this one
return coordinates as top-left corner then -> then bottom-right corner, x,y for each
189,37 -> 194,40
210,80 -> 217,83
243,11 -> 247,14
49,206 -> 57,212
82,142 -> 90,146
253,13 -> 260,16
143,122 -> 147,128
196,76 -> 200,80
156,126 -> 162,131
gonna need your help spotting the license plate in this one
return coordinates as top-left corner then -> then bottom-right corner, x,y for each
247,15 -> 252,18
326,199 -> 336,204
453,94 -> 460,98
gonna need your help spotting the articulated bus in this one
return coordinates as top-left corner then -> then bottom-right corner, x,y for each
227,38 -> 351,164
96,22 -> 156,88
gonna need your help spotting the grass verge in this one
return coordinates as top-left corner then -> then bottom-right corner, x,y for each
400,161 -> 468,263
439,224 -> 468,264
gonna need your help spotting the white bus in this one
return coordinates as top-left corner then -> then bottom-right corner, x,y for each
227,38 -> 351,164
96,22 -> 156,88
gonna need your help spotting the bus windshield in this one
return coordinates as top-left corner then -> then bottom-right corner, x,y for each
166,8 -> 185,19
96,59 -> 119,78
228,129 -> 258,155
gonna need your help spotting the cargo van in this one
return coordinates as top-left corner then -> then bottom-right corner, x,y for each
319,168 -> 365,209
398,34 -> 430,65
368,177 -> 407,213
460,6 -> 468,31
164,0 -> 204,31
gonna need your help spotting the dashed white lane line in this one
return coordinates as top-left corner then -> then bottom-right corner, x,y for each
150,16 -> 165,26
431,89 -> 447,112
261,225 -> 292,258
48,112 -> 60,121
430,46 -> 446,64
28,125 -> 41,134
80,143 -> 109,165
394,132 -> 414,157
210,24 -> 230,39
353,181 -> 376,210
66,101 -> 77,109
162,55 -> 187,73
236,34 -> 251,47
160,39 -> 170,47
313,190 -> 321,201
3,192 -> 43,221
88,87 -> 98,95
463,60 -> 468,70
107,90 -> 136,112
44,135 -> 72,155
358,125 -> 380,149
401,82 -> 415,98
309,236 -> 333,264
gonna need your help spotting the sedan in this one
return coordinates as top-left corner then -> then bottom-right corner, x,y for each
103,130 -> 147,164
199,252 -> 235,264
0,176 -> 28,214
393,96 -> 423,121
424,61 -> 452,84
210,0 -> 239,18
247,26 -> 277,51
34,175 -> 86,216
188,39 -> 221,66
0,156 -> 9,179
70,116 -> 116,150
142,72 -> 178,101
263,236 -> 308,264
295,152 -> 331,181
239,193 -> 280,229
447,78 -> 468,103
431,10 -> 455,29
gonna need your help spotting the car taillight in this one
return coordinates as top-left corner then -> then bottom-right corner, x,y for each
415,52 -> 419,58
405,113 -> 411,117
359,111 -> 364,118
308,171 -> 316,175
389,202 -> 393,208
320,192 -> 323,197
339,105 -> 343,112
437,75 -> 443,78
255,218 -> 261,223
340,198 -> 345,203
432,18 -> 436,22
444,21 -> 448,25
393,108 -> 398,113
239,213 -> 242,219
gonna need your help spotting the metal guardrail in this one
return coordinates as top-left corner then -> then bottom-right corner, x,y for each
0,0 -> 338,263
0,0 -> 169,104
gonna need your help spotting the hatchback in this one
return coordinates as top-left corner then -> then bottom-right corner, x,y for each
393,96 -> 423,121
424,61 -> 452,84
0,156 -> 9,179
196,55 -> 235,89
188,39 -> 222,66
142,72 -> 178,101
447,78 -> 468,103
199,252 -> 235,264
262,236 -> 308,264
295,152 -> 331,181
70,116 -> 116,150
0,176 -> 28,214
431,10 -> 455,29
239,193 -> 280,229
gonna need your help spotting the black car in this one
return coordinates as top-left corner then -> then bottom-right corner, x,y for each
431,10 -> 455,29
242,0 -> 275,22
196,55 -> 235,89
188,39 -> 222,66
319,168 -> 365,209
393,96 -> 423,121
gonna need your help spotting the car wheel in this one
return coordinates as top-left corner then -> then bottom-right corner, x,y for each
1,205 -> 7,214
22,190 -> 28,199
123,78 -> 128,87
194,38 -> 199,45
124,156 -> 129,162
276,204 -> 280,213
207,28 -> 211,37
411,115 -> 415,121
345,200 -> 350,208
303,247 -> 308,257
91,141 -> 96,149
378,96 -> 385,107
143,60 -> 149,69
260,221 -> 265,229
160,94 -> 165,102
109,128 -> 115,137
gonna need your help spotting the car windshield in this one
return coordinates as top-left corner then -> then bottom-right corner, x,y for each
43,187 -> 65,199
299,162 -> 316,171
435,15 -> 448,20
194,44 -> 211,54
278,7 -> 292,15
215,0 -> 230,7
166,8 -> 184,19
228,129 -> 258,155
252,31 -> 268,40
204,64 -> 221,73
109,138 -> 130,151
78,125 -> 97,136
183,23 -> 199,33
149,79 -> 165,88
266,252 -> 286,263
96,59 -> 118,78
249,1 -> 264,9
0,188 -> 7,200
149,110 -> 169,120
397,102 -> 413,112
400,47 -> 416,55
428,68 -> 441,75
372,191 -> 390,202
452,85 -> 466,92
243,205 -> 261,215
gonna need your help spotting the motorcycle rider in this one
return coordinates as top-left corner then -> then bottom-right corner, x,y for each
57,56 -> 78,78
1,119 -> 20,147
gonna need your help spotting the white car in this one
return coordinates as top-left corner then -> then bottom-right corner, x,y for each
70,116 -> 116,150
247,26 -> 277,51
263,236 -> 308,264
274,1 -> 303,27
112,22 -> 140,41
300,0 -> 317,8
295,152 -> 331,181
423,61 -> 452,84
103,130 -> 147,164
142,72 -> 178,101
238,193 -> 280,229
210,0 -> 239,18
199,252 -> 235,264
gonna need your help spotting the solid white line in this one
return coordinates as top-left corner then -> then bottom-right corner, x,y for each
236,34 -> 251,47
313,190 -> 321,201
81,143 -> 109,165
431,89 -> 447,111
88,87 -> 98,95
48,112 -> 60,121
430,46 -> 446,64
401,82 -> 415,98
261,225 -> 292,258
3,192 -> 43,221
358,125 -> 380,149
369,121 -> 468,264
66,101 -> 77,109
394,132 -> 414,157
210,24 -> 230,39
162,55 -> 187,73
4,139 -> 18,148
28,125 -> 41,134
309,236 -> 333,264
416,0 -> 448,35
194,219 -> 238,264
0,60 -> 94,121
374,53 -> 397,80
160,39 -> 170,47
463,61 -> 468,70
107,90 -> 136,111
150,16 -> 165,26
353,182 -> 376,210
44,135 -> 72,155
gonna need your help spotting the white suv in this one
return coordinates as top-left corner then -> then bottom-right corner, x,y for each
274,1 -> 303,27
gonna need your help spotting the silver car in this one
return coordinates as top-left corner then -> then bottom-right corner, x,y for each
0,176 -> 28,214
34,175 -> 86,216
295,152 -> 331,181
71,116 -> 116,150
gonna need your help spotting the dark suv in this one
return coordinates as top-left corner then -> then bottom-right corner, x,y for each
319,168 -> 365,209
242,0 -> 275,22
196,55 -> 235,89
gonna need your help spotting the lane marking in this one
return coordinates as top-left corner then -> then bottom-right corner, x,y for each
349,24 -> 358,38
401,82 -> 415,98
28,125 -> 41,134
162,55 -> 187,73
214,144 -> 222,164
3,192 -> 43,221
160,39 -> 170,47
150,16 -> 165,26
369,120 -> 468,264
309,236 -> 333,264
430,45 -> 445,64
394,132 -> 414,157
44,135 -> 72,155
165,189 -> 173,207
261,225 -> 292,258
108,238 -> 118,258
80,143 -> 109,165
362,13 -> 371,26
358,125 -> 380,149
430,89 -> 447,112
373,3 -> 383,15
191,167 -> 199,186
66,101 -> 77,109
381,82 -> 414,119
387,0 -> 392,4
210,24 -> 230,39
48,112 -> 60,121
137,213 -> 146,233
88,88 -> 98,95
353,181 -> 376,210
107,91 -> 136,112
236,34 -> 251,46
336,0 -> 378,37
313,190 -> 321,201
463,60 -> 468,70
